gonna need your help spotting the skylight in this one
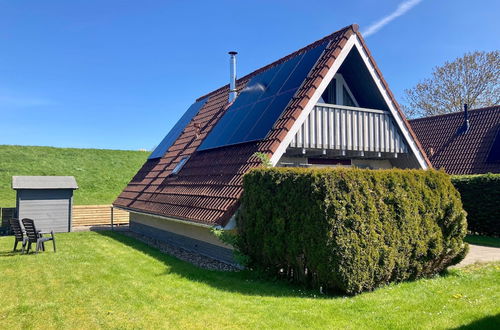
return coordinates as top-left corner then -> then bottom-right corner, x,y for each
172,156 -> 189,175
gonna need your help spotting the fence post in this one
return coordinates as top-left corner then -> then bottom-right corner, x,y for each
111,206 -> 114,231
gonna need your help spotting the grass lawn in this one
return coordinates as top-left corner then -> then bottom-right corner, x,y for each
465,235 -> 500,248
0,145 -> 148,206
0,232 -> 499,329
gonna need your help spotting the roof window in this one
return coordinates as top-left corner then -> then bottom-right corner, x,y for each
172,156 -> 189,175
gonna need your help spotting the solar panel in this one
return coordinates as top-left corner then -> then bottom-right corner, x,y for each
149,98 -> 207,159
244,89 -> 297,142
199,41 -> 328,151
224,97 -> 274,145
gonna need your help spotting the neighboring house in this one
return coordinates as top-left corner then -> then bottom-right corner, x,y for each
410,105 -> 500,175
114,24 -> 430,263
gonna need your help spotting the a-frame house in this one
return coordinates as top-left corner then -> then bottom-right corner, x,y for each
114,24 -> 431,263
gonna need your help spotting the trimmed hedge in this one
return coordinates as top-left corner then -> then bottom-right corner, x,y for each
452,174 -> 500,237
238,168 -> 468,295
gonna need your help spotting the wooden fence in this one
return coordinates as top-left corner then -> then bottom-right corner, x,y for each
0,205 -> 129,233
0,207 -> 15,235
72,205 -> 129,227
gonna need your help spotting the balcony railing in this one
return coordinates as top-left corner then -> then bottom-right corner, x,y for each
289,103 -> 408,154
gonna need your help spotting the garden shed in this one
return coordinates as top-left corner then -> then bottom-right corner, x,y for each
12,176 -> 78,233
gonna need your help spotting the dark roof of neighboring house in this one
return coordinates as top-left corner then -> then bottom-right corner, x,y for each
409,105 -> 500,175
114,24 -> 430,226
12,176 -> 78,190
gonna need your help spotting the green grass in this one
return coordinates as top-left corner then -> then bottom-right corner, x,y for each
0,145 -> 148,207
1,232 -> 499,329
465,235 -> 500,248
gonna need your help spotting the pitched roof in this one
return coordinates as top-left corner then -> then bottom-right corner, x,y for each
114,24 -> 430,226
409,105 -> 500,175
12,176 -> 78,190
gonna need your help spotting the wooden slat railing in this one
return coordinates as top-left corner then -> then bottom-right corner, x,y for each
72,205 -> 129,227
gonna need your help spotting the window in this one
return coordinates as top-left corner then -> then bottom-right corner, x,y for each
320,79 -> 336,104
171,156 -> 189,175
343,85 -> 356,107
308,158 -> 351,166
319,74 -> 358,107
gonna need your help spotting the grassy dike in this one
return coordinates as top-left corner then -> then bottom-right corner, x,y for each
0,145 -> 148,206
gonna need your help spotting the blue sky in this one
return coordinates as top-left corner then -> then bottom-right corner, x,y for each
0,0 -> 499,151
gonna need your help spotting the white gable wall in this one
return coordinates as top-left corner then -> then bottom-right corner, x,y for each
270,34 -> 428,169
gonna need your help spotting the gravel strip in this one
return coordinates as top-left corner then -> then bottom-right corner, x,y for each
121,230 -> 240,272
73,225 -> 129,232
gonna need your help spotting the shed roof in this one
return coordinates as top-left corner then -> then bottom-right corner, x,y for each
12,176 -> 79,190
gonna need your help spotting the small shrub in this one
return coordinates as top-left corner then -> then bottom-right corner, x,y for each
211,228 -> 250,266
252,152 -> 272,168
452,174 -> 500,237
237,168 -> 468,295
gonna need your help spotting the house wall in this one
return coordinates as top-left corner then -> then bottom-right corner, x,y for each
129,212 -> 235,264
278,156 -> 392,169
351,159 -> 392,169
389,153 -> 422,169
17,189 -> 72,233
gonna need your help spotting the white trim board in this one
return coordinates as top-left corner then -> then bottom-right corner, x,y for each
270,35 -> 356,165
270,34 -> 428,169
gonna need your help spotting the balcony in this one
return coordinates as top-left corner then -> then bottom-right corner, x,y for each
287,103 -> 408,157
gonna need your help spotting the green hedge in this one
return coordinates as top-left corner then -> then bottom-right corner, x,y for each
452,174 -> 500,237
238,168 -> 468,295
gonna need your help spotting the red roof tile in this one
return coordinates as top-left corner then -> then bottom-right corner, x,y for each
409,105 -> 500,175
114,24 -> 430,226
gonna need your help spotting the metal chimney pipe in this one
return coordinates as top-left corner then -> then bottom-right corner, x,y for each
228,51 -> 238,102
464,103 -> 470,133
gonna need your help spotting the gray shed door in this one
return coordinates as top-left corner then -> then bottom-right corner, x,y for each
17,189 -> 72,233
